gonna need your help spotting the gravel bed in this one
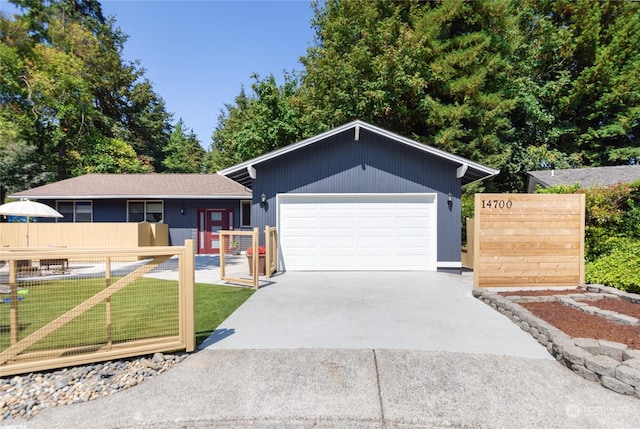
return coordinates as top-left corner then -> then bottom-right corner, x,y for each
0,352 -> 187,421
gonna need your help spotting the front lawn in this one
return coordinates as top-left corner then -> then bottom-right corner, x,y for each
194,283 -> 254,345
0,278 -> 253,351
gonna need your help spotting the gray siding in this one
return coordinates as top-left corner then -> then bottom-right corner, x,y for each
251,127 -> 462,265
41,198 -> 244,248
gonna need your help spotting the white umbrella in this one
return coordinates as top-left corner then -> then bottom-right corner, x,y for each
0,198 -> 63,246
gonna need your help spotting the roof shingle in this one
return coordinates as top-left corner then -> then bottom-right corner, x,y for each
10,174 -> 251,199
527,165 -> 640,192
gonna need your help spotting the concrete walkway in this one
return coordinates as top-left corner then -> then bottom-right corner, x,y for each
6,271 -> 640,428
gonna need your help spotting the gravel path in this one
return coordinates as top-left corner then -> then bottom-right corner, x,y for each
0,352 -> 186,421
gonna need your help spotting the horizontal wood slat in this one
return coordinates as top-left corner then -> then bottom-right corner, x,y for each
474,193 -> 585,288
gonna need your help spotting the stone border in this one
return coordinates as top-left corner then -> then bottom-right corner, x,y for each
473,286 -> 640,399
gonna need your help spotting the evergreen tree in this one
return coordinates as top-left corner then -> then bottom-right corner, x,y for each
300,0 -> 520,173
208,73 -> 311,171
163,119 -> 205,173
516,0 -> 640,166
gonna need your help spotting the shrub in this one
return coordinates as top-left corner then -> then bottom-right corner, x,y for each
586,238 -> 640,293
536,179 -> 640,261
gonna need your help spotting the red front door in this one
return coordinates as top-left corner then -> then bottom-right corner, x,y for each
198,209 -> 233,254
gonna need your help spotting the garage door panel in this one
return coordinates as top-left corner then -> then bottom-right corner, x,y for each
279,194 -> 437,271
318,237 -> 355,247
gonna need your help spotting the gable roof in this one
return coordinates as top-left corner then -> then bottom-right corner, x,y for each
527,165 -> 640,192
10,174 -> 251,200
218,120 -> 499,187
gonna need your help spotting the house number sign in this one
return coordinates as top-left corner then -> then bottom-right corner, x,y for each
481,199 -> 513,209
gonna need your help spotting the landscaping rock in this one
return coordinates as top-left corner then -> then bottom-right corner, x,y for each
537,334 -> 548,347
601,376 -> 635,395
563,345 -> 592,366
598,340 -> 628,361
552,337 -> 575,356
622,349 -> 640,361
616,365 -> 640,388
574,338 -> 600,355
623,359 -> 640,370
0,353 -> 187,420
585,355 -> 619,378
571,364 -> 600,383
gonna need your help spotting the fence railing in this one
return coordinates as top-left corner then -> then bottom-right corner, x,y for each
218,226 -> 277,289
0,241 -> 195,376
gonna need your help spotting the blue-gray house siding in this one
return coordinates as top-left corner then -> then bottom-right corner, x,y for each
39,198 -> 245,248
250,127 -> 462,270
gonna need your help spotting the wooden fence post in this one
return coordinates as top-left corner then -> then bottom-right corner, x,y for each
9,260 -> 18,346
183,239 -> 195,352
219,233 -> 226,279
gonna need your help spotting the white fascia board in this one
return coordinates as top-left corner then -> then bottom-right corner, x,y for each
218,121 -> 364,176
218,119 -> 500,179
10,195 -> 251,200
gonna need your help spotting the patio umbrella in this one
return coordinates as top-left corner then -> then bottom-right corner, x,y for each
0,198 -> 63,246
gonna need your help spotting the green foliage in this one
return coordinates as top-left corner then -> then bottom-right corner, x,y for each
536,180 -> 640,262
208,74 -> 313,171
514,0 -> 640,167
586,238 -> 640,293
300,0 -> 519,172
162,119 -> 205,173
0,0 -> 172,190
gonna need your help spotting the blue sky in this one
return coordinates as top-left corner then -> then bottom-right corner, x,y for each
1,0 -> 316,148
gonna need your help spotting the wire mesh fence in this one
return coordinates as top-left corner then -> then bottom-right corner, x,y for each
0,243 -> 194,376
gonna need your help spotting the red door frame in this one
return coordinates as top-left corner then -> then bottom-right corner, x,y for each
197,208 -> 234,254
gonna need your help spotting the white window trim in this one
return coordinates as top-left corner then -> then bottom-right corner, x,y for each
127,200 -> 164,223
56,200 -> 93,223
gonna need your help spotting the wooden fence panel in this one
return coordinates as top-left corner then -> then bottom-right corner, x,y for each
473,194 -> 585,288
0,222 -> 168,248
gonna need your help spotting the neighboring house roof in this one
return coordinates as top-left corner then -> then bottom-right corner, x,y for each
527,165 -> 640,193
218,120 -> 500,187
10,174 -> 251,199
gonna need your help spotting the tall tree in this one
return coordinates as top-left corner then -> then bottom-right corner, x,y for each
515,0 -> 640,166
162,119 -> 205,173
300,0 -> 520,172
208,73 -> 311,171
0,0 -> 172,193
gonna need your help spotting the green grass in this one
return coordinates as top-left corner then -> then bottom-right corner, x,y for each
194,283 -> 254,345
0,278 -> 253,352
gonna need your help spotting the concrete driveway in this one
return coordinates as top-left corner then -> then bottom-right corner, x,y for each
11,270 -> 640,429
205,271 -> 551,359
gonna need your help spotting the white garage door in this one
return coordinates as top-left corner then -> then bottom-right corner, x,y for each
277,194 -> 437,271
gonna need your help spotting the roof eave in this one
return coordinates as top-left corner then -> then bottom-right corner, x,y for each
219,120 -> 500,186
7,194 -> 251,200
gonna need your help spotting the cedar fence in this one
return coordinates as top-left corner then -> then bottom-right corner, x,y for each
0,222 -> 168,249
473,193 -> 585,288
0,241 -> 195,376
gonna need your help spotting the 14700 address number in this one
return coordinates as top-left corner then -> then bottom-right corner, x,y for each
481,199 -> 513,209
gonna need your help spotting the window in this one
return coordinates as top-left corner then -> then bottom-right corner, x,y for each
56,201 -> 92,222
240,200 -> 251,227
128,200 -> 163,223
